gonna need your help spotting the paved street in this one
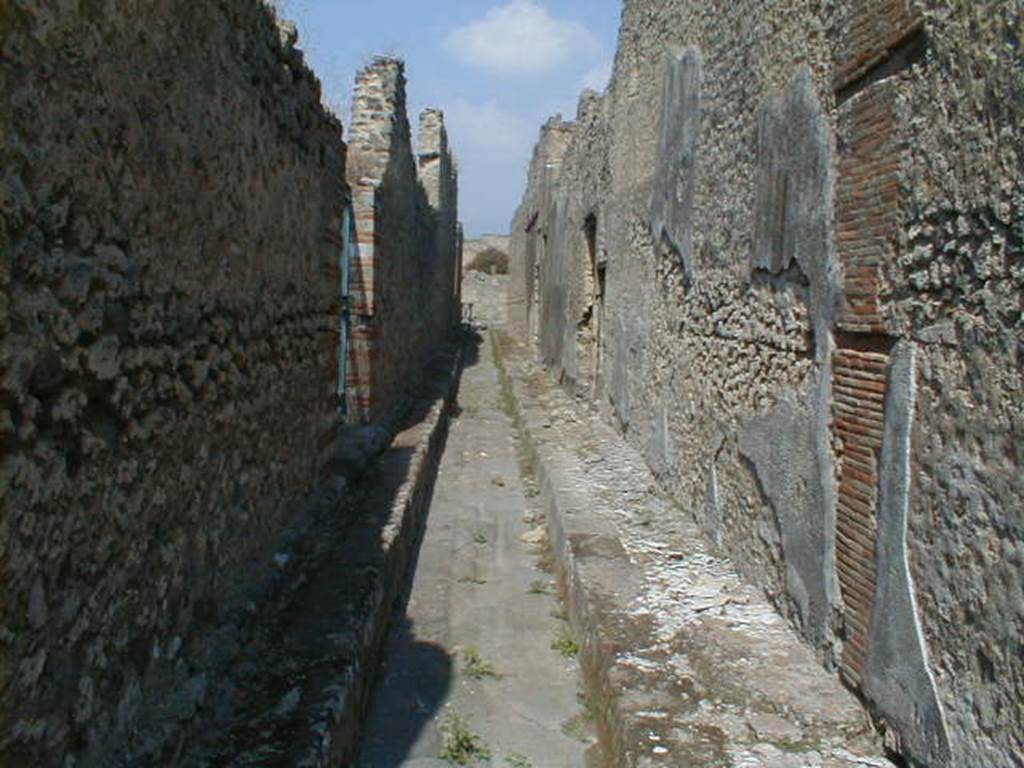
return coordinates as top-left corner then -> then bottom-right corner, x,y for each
358,333 -> 596,768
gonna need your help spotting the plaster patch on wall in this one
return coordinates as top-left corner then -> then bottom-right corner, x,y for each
649,47 -> 702,288
752,68 -> 838,360
610,315 -> 631,431
646,400 -> 674,479
863,340 -> 952,766
704,433 -> 724,546
738,384 -> 832,647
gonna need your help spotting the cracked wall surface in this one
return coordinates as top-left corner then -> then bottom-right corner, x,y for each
509,1 -> 1023,765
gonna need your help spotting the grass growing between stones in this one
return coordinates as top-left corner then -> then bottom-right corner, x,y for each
439,711 -> 492,765
552,623 -> 580,658
491,330 -> 520,423
461,646 -> 500,680
562,686 -> 599,743
505,753 -> 533,767
527,579 -> 550,595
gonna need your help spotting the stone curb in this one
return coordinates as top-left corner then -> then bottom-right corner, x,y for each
177,338 -> 465,767
294,341 -> 465,767
492,334 -> 644,766
492,331 -> 890,768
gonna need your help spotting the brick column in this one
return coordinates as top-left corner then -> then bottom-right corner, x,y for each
831,0 -> 921,689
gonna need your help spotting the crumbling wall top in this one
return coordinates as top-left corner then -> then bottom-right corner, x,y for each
349,57 -> 410,183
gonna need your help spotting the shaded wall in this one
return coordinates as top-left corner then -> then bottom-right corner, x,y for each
346,59 -> 461,425
509,1 -> 1023,765
0,0 -> 346,763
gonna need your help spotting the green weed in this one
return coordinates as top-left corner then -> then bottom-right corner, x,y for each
551,623 -> 579,658
439,711 -> 492,765
461,646 -> 500,680
527,579 -> 550,595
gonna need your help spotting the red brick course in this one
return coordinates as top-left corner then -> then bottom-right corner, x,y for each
835,81 -> 900,334
834,0 -> 921,92
832,348 -> 890,688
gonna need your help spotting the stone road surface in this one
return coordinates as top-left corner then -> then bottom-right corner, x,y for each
358,333 -> 598,767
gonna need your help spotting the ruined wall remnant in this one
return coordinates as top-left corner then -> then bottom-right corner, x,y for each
510,0 -> 1023,765
346,59 -> 461,425
509,117 -> 576,345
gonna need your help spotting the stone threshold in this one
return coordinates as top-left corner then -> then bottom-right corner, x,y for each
492,331 -> 893,768
165,338 -> 466,767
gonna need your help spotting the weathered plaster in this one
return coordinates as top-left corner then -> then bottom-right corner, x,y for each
738,384 -> 835,647
650,47 -> 702,287
864,340 -> 952,766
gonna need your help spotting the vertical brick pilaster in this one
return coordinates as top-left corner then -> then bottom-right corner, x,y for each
834,0 -> 921,94
346,319 -> 379,423
832,348 -> 889,687
831,0 -> 922,693
835,81 -> 900,334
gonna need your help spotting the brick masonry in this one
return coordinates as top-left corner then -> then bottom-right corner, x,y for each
345,59 -> 461,426
830,0 -> 916,697
832,347 -> 888,688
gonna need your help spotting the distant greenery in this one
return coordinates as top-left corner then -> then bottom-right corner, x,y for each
468,247 -> 509,274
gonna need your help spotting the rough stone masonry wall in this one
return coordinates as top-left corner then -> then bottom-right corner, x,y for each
0,1 -> 346,764
510,1 -> 1023,766
346,59 -> 460,425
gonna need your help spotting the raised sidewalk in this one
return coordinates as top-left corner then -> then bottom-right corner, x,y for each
493,331 -> 893,768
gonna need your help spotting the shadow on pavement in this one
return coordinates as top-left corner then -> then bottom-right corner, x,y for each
356,618 -> 453,767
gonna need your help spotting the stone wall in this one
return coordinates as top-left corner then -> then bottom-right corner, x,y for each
0,1 -> 350,763
346,59 -> 461,425
508,117 -> 575,344
461,272 -> 509,328
509,1 -> 1023,765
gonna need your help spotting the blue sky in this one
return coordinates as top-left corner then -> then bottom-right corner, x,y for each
274,0 -> 622,236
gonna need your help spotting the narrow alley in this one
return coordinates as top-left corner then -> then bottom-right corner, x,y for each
359,332 -> 598,767
4,1 -> 1019,766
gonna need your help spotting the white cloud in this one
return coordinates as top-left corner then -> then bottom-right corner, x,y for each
443,98 -> 537,234
444,1 -> 598,76
445,98 -> 535,156
581,60 -> 612,92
